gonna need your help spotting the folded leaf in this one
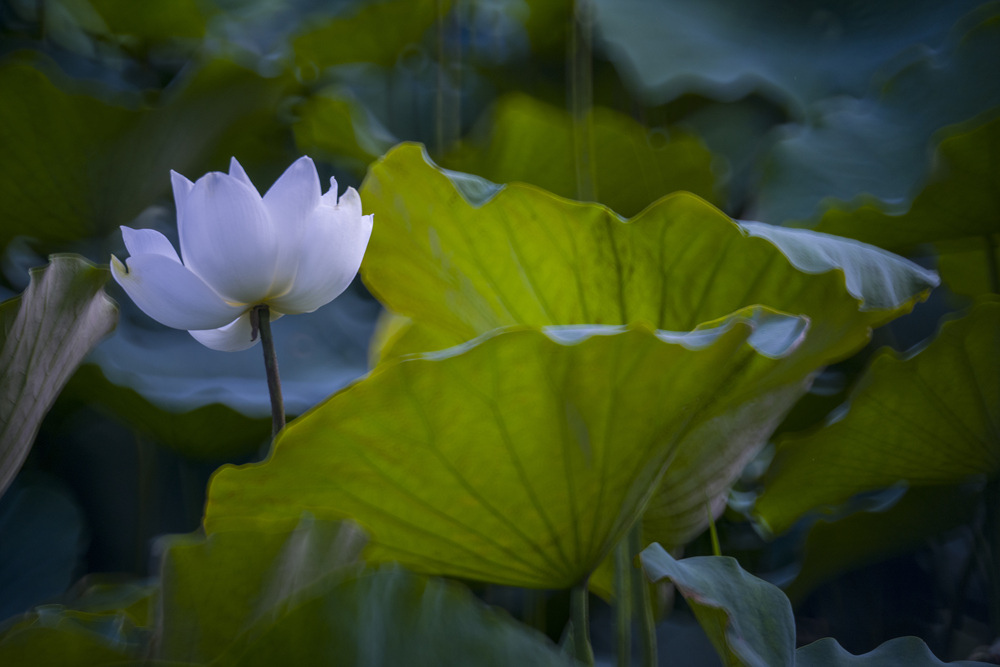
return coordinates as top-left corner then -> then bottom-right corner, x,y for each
640,543 -> 795,667
640,544 -> 982,667
1,256 -> 118,497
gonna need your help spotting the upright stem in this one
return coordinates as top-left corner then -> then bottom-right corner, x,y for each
614,538 -> 633,667
706,502 -> 722,557
571,580 -> 594,666
569,0 -> 596,202
629,524 -> 658,667
251,305 -> 285,438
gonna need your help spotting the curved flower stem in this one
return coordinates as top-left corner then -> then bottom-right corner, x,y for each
251,304 -> 285,438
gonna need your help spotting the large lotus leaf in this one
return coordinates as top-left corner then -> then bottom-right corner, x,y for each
640,543 -> 796,667
754,6 -> 1000,224
442,93 -> 719,216
361,144 -> 935,366
1,256 -> 118,497
0,607 -> 141,666
0,57 -> 291,254
293,0 -> 449,72
213,566 -> 575,667
206,312 -> 808,589
156,517 -> 570,666
157,517 -> 365,663
813,115 -> 1000,250
360,144 -> 936,548
590,0 -> 982,112
640,545 -> 983,667
755,298 -> 1000,536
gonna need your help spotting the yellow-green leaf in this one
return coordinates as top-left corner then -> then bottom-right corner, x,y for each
755,298 -> 1000,536
206,312 -> 806,589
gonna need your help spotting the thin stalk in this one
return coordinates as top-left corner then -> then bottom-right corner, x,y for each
251,305 -> 285,437
614,538 -> 632,667
568,0 -> 596,202
435,0 -> 446,156
629,524 -> 658,667
706,503 -> 722,557
571,580 -> 594,666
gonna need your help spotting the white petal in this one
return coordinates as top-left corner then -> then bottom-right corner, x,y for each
171,171 -> 193,214
121,226 -> 179,261
320,176 -> 340,206
334,185 -> 363,217
179,172 -> 279,304
189,310 -> 284,352
268,197 -> 373,314
228,157 -> 257,193
264,156 -> 321,224
111,253 -> 246,330
264,157 -> 322,295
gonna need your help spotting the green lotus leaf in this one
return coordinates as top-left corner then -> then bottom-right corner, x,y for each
213,565 -> 575,667
206,311 -> 807,589
360,143 -> 937,548
814,115 -> 1000,250
590,0 -> 983,111
362,144 -> 935,364
1,256 -> 118,497
157,517 -> 364,664
156,517 -> 569,666
754,6 -> 1000,224
755,298 -> 1000,536
640,543 -> 796,667
640,544 -> 983,667
293,0 -> 449,72
0,607 -> 141,666
442,93 -> 719,216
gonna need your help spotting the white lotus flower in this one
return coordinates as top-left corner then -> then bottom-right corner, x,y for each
111,156 -> 373,352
